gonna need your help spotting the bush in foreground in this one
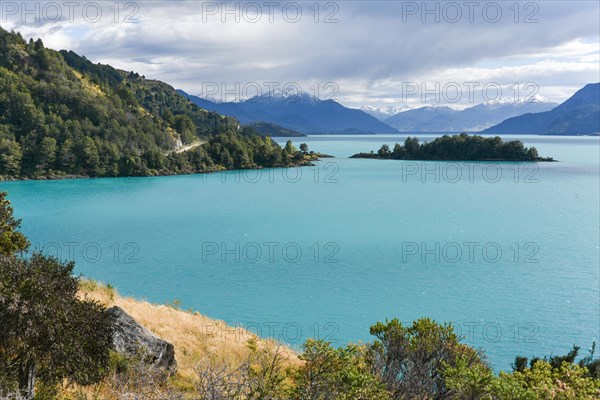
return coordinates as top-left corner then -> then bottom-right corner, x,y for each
0,192 -> 113,399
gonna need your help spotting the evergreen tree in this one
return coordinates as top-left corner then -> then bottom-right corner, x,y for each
0,191 -> 113,399
0,254 -> 113,399
0,139 -> 22,176
0,192 -> 29,256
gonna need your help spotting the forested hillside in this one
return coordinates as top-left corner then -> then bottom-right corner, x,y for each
0,28 -> 309,179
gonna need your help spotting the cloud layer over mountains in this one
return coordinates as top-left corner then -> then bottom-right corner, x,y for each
4,1 -> 599,108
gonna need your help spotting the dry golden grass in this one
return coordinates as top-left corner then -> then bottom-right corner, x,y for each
79,280 -> 301,386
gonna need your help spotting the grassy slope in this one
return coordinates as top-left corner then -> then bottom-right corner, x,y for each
77,281 -> 300,395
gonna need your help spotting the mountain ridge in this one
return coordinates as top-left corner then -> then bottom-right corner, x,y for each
481,83 -> 600,135
178,90 -> 399,134
382,100 -> 558,132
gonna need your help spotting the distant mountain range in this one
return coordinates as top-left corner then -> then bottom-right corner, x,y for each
178,90 -> 398,135
178,83 -> 599,136
359,105 -> 410,120
381,97 -> 558,132
482,83 -> 600,135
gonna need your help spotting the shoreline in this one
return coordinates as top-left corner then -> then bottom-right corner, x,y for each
0,154 -> 334,183
349,154 -> 557,162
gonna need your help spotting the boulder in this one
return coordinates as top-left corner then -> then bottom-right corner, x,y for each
106,306 -> 177,374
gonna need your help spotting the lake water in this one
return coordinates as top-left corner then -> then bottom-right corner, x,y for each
2,134 -> 598,371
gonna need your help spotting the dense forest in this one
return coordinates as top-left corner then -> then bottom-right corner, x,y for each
243,122 -> 306,137
351,133 -> 554,161
0,28 -> 314,179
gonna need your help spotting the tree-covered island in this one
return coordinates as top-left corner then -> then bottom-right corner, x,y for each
350,133 -> 555,161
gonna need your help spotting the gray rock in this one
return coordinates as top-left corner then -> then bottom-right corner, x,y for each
106,306 -> 177,374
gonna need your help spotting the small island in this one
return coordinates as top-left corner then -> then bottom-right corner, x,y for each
350,133 -> 555,162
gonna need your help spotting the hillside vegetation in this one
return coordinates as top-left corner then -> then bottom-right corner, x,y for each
0,28 -> 314,180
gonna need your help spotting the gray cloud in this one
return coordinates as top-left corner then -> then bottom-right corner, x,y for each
4,0 -> 599,107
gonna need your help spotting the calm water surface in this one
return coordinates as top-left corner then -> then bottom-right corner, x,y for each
2,134 -> 598,371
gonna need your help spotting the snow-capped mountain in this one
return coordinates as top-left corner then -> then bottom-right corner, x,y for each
383,99 -> 558,132
483,94 -> 552,106
202,95 -> 227,104
245,91 -> 318,104
178,90 -> 398,134
359,105 -> 411,120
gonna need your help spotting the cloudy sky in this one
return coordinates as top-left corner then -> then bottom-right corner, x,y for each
3,0 -> 599,109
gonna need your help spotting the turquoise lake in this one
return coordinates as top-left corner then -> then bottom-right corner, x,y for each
1,134 -> 598,371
